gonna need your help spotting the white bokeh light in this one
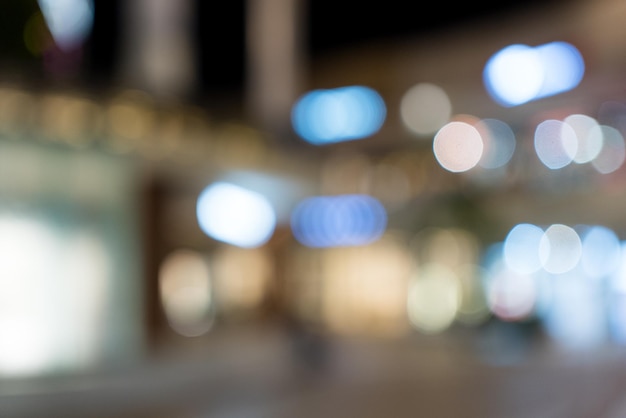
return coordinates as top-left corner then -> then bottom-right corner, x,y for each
196,182 -> 276,248
563,114 -> 602,164
539,224 -> 582,274
483,44 -> 543,107
433,121 -> 483,172
534,119 -> 577,169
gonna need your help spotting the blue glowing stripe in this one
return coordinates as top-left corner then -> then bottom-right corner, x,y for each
291,86 -> 386,145
291,194 -> 387,248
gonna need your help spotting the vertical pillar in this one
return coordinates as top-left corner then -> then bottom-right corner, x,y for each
118,0 -> 197,100
245,0 -> 307,136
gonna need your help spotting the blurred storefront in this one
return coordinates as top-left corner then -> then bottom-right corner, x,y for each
4,0 -> 626,416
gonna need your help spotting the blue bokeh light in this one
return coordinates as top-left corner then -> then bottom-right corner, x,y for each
291,194 -> 387,247
291,86 -> 386,145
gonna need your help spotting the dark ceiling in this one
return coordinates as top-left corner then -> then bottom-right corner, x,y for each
0,0 -> 566,100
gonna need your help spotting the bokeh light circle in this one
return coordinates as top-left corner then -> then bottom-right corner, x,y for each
433,121 -> 483,172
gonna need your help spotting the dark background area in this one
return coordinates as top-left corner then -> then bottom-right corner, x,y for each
1,0 -> 564,97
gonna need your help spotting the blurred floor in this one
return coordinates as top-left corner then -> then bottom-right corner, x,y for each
2,322 -> 626,418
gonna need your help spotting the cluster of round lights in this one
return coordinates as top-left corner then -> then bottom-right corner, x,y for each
483,222 -> 626,349
502,222 -> 621,276
534,115 -> 625,172
289,41 -> 611,178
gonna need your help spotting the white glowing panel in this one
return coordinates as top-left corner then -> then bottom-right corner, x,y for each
0,217 -> 111,376
196,182 -> 276,248
484,42 -> 584,107
433,121 -> 483,172
291,86 -> 386,145
38,0 -> 94,51
291,194 -> 387,248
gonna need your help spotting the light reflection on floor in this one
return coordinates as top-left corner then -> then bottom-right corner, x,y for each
2,320 -> 626,418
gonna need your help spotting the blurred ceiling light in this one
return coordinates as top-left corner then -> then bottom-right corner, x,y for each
196,182 -> 276,248
534,119 -> 577,169
433,120 -> 483,172
37,0 -> 94,51
400,82 -> 451,137
291,86 -> 386,145
484,42 -> 584,107
291,194 -> 387,248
